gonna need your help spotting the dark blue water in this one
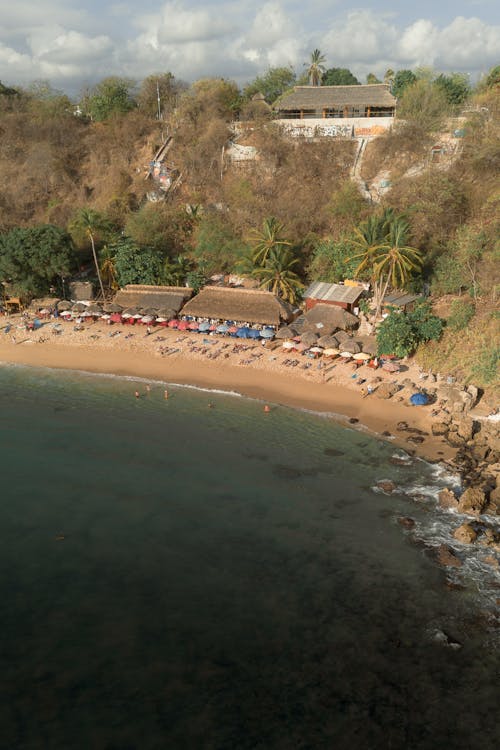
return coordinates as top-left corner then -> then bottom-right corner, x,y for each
0,364 -> 498,749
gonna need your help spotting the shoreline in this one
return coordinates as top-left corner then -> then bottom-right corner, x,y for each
0,321 -> 457,463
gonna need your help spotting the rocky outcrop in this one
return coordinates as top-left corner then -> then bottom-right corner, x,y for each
376,479 -> 396,494
438,488 -> 459,511
375,382 -> 400,399
436,544 -> 462,567
453,523 -> 477,544
457,487 -> 487,516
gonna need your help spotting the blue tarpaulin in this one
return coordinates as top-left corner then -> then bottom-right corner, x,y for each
410,392 -> 429,406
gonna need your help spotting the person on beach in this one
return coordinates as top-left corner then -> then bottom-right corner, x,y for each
164,389 -> 169,399
264,404 -> 270,413
135,391 -> 140,399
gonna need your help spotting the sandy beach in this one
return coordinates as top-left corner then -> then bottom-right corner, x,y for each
0,316 -> 456,462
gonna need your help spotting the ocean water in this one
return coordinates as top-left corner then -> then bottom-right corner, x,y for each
0,363 -> 498,750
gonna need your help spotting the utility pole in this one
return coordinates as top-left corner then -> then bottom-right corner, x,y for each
156,80 -> 161,121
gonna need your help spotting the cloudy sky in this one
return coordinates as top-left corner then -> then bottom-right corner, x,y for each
0,0 -> 499,95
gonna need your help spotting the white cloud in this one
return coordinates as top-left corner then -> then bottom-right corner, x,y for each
0,2 -> 498,93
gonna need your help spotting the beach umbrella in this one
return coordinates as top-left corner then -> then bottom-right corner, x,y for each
198,322 -> 210,332
335,330 -> 350,344
100,313 -> 110,320
282,341 -> 295,349
103,302 -> 123,313
141,315 -> 154,324
216,324 -> 229,334
294,342 -> 308,352
339,351 -> 353,358
247,328 -> 261,339
317,334 -> 339,349
188,321 -> 199,330
358,337 -> 378,355
236,327 -> 251,338
353,352 -> 370,361
323,347 -> 340,357
72,302 -> 87,313
110,313 -> 122,323
228,325 -> 239,334
260,328 -> 274,339
80,310 -> 92,318
87,304 -> 103,314
57,300 -> 72,311
300,331 -> 320,347
310,346 -> 323,353
167,319 -> 178,328
276,326 -> 297,340
177,320 -> 190,330
410,392 -> 429,406
340,339 -> 361,354
382,361 -> 400,373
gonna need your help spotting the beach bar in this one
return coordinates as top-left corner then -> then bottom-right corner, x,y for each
180,287 -> 294,327
113,285 -> 193,318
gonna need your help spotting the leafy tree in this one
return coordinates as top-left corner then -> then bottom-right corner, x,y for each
25,80 -> 72,119
0,225 -> 76,298
99,245 -> 118,291
136,72 -> 185,118
112,238 -> 164,287
253,248 -> 304,304
482,65 -> 500,91
243,67 -> 296,104
163,255 -> 193,286
81,77 -> 136,121
124,203 -> 193,256
186,265 -> 208,293
384,69 -> 395,87
391,69 -> 417,98
434,73 -> 470,106
306,50 -> 326,86
430,253 -> 464,295
249,217 -> 291,265
322,68 -> 360,86
377,302 -> 443,357
397,78 -> 451,132
308,239 -> 359,283
69,208 -> 111,298
191,214 -> 243,273
366,73 -> 381,84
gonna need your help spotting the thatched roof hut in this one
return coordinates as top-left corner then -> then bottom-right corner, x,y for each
113,285 -> 193,314
181,287 -> 294,326
30,297 -> 60,311
303,303 -> 359,332
275,84 -> 396,118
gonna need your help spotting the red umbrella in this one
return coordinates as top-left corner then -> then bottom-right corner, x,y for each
228,325 -> 238,334
177,320 -> 190,330
209,324 -> 217,331
383,361 -> 400,372
167,320 -> 178,328
110,313 -> 122,323
188,321 -> 199,330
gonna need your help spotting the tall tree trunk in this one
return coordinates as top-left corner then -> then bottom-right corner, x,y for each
90,232 -> 106,299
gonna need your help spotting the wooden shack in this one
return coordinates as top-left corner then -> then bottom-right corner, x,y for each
303,281 -> 364,313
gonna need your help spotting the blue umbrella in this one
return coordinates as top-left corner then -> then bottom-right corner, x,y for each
410,392 -> 429,406
260,328 -> 274,339
236,327 -> 251,338
216,324 -> 228,334
247,328 -> 261,339
198,322 -> 210,332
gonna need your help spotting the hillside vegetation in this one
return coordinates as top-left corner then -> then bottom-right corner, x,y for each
0,68 -> 498,394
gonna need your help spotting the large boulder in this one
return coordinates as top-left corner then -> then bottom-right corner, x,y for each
456,419 -> 475,442
439,488 -> 459,511
375,382 -> 400,400
457,487 -> 487,516
453,523 -> 477,544
432,422 -> 449,437
436,544 -> 462,567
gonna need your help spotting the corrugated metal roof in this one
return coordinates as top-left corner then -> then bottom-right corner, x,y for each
383,293 -> 422,307
275,84 -> 396,111
304,281 -> 364,305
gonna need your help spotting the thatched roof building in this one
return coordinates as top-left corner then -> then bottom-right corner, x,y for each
113,285 -> 193,314
181,287 -> 294,326
303,302 -> 359,333
275,84 -> 396,119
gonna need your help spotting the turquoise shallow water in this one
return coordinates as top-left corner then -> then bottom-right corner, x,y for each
0,364 -> 498,749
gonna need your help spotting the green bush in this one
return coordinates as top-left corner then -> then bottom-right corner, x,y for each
377,302 -> 443,357
447,300 -> 475,331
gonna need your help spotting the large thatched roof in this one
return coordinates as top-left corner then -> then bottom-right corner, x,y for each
303,303 -> 359,332
275,84 -> 396,112
181,287 -> 294,326
113,285 -> 193,314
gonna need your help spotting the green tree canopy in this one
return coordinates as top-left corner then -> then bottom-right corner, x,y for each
81,77 -> 136,121
253,248 -> 304,304
322,68 -> 360,86
135,72 -> 186,118
308,239 -> 359,283
377,302 -> 443,357
111,237 -> 164,287
243,67 -> 296,104
0,224 -> 76,298
391,69 -> 417,98
366,73 -> 381,84
249,217 -> 292,265
434,72 -> 470,106
397,78 -> 451,132
69,208 -> 112,298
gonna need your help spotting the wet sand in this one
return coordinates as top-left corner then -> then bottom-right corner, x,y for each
0,319 -> 455,462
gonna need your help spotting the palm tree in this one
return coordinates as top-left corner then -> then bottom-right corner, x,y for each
99,245 -> 118,291
306,49 -> 326,86
69,208 -> 110,299
163,255 -> 193,286
350,215 -> 422,318
249,217 -> 291,266
253,248 -> 304,304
